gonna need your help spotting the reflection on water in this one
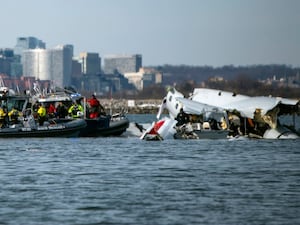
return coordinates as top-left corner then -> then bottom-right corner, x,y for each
0,115 -> 300,225
0,115 -> 299,224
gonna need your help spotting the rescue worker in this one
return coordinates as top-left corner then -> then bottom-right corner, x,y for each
68,101 -> 84,118
87,94 -> 105,118
0,106 -> 7,128
8,107 -> 22,124
228,113 -> 242,136
47,103 -> 56,118
56,102 -> 68,118
175,108 -> 189,126
37,103 -> 47,126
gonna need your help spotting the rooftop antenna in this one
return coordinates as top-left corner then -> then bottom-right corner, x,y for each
0,77 -> 5,87
33,82 -> 42,96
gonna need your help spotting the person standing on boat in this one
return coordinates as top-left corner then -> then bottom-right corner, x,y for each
8,107 -> 22,124
37,103 -> 47,126
0,106 -> 7,128
32,101 -> 39,118
47,103 -> 56,118
68,101 -> 84,118
175,108 -> 189,126
87,94 -> 105,118
228,113 -> 242,136
56,102 -> 68,118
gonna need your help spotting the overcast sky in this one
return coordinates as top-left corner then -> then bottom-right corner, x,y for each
1,0 -> 299,67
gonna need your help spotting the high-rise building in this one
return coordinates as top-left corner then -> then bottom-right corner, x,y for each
0,48 -> 14,75
12,37 -> 45,77
124,67 -> 162,90
104,54 -> 142,74
22,45 -> 73,87
79,52 -> 101,75
14,37 -> 46,56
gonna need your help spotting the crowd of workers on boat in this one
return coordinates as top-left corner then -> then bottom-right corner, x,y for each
175,108 -> 227,129
0,95 -> 105,128
174,107 -> 272,138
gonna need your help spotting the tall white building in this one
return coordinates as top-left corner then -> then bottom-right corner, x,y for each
23,45 -> 73,87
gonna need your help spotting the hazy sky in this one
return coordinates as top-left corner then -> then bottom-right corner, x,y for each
1,0 -> 299,67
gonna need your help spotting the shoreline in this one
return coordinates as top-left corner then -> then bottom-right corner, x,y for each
100,98 -> 163,114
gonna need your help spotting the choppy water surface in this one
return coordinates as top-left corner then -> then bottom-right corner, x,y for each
0,116 -> 300,225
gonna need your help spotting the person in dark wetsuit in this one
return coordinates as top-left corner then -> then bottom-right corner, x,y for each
175,108 -> 189,126
56,102 -> 68,118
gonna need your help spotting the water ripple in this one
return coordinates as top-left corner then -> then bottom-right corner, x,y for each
0,137 -> 299,225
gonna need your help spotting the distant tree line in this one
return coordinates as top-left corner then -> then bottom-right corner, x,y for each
154,64 -> 299,85
204,74 -> 300,98
132,64 -> 300,99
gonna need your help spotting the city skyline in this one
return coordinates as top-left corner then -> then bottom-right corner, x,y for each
1,0 -> 300,67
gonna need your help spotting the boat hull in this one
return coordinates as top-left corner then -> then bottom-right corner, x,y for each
0,119 -> 86,138
79,116 -> 130,137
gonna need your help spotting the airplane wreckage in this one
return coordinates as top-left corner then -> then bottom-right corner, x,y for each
141,87 -> 300,140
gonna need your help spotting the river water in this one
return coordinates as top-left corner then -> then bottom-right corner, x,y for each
0,114 -> 299,225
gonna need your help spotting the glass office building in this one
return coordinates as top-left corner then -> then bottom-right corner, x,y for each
22,45 -> 73,87
104,54 -> 142,74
